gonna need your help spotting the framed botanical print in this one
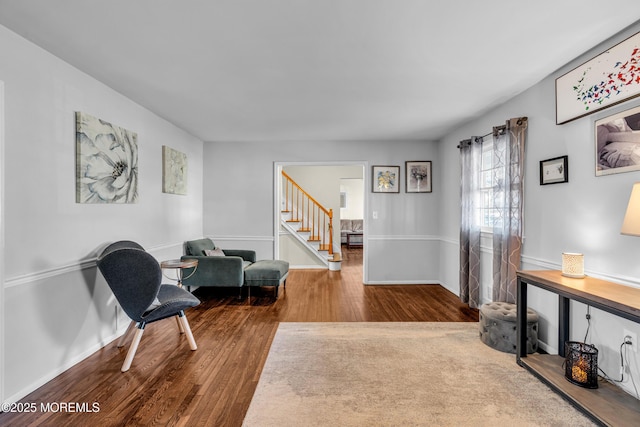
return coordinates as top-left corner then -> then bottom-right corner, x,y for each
405,161 -> 432,193
372,165 -> 400,193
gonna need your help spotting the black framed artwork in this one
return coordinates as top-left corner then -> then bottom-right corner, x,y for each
540,155 -> 569,185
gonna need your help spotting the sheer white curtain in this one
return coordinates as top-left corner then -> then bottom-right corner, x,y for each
492,117 -> 528,303
459,136 -> 483,309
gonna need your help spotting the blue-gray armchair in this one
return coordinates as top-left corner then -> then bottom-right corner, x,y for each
97,241 -> 200,372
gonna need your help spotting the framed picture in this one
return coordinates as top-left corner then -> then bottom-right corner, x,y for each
405,161 -> 432,193
76,112 -> 138,203
556,31 -> 640,125
595,104 -> 640,176
372,165 -> 400,193
162,145 -> 188,195
540,156 -> 569,185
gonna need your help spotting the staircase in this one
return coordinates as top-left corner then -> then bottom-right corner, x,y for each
281,171 -> 340,268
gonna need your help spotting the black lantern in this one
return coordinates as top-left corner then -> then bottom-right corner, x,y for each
564,341 -> 598,389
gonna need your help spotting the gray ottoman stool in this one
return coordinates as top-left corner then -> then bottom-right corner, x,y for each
244,260 -> 289,298
479,301 -> 538,354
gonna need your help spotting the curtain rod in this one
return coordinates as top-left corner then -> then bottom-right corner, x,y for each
456,116 -> 527,149
457,131 -> 491,149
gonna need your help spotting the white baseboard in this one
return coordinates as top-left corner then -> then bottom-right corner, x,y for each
364,280 -> 441,285
3,328 -> 124,405
289,265 -> 329,270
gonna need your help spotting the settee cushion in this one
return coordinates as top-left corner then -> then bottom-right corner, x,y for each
185,238 -> 216,256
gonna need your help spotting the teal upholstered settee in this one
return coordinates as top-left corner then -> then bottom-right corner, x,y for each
180,238 -> 256,294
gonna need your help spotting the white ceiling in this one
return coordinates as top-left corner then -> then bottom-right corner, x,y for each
0,1 -> 639,142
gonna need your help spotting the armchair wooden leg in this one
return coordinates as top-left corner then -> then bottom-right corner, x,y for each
121,324 -> 145,372
175,316 -> 185,334
117,321 -> 136,348
178,311 -> 197,351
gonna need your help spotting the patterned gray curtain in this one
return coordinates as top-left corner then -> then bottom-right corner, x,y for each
492,117 -> 528,303
459,136 -> 483,309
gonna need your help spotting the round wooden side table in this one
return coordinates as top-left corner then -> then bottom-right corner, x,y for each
160,259 -> 198,288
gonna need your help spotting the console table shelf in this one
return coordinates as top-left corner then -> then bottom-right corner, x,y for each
516,270 -> 640,426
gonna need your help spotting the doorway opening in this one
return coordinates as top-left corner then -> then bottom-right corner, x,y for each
273,161 -> 367,282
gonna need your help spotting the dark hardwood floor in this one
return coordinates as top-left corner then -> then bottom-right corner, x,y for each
0,247 -> 478,427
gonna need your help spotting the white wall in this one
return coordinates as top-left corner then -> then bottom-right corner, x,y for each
0,80 -> 5,406
0,25 -> 204,402
438,22 -> 640,398
340,178 -> 364,220
202,140 -> 440,284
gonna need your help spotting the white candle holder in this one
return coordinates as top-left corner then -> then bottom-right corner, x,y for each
562,253 -> 585,278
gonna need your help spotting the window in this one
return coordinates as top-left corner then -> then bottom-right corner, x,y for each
479,136 -> 503,232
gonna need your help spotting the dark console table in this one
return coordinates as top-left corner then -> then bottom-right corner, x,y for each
516,270 -> 640,426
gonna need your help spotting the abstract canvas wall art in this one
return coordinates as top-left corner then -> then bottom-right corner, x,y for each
556,31 -> 640,124
76,112 -> 138,203
162,145 -> 187,195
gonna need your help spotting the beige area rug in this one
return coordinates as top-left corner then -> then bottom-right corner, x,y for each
243,322 -> 595,427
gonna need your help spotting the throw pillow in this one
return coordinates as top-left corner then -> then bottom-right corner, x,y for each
204,248 -> 226,256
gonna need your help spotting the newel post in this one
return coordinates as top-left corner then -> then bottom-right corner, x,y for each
328,209 -> 334,255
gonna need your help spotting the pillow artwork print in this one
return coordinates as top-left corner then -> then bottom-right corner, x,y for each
204,248 -> 225,256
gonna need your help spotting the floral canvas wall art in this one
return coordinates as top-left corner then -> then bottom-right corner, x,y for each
76,112 -> 138,203
162,145 -> 187,195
